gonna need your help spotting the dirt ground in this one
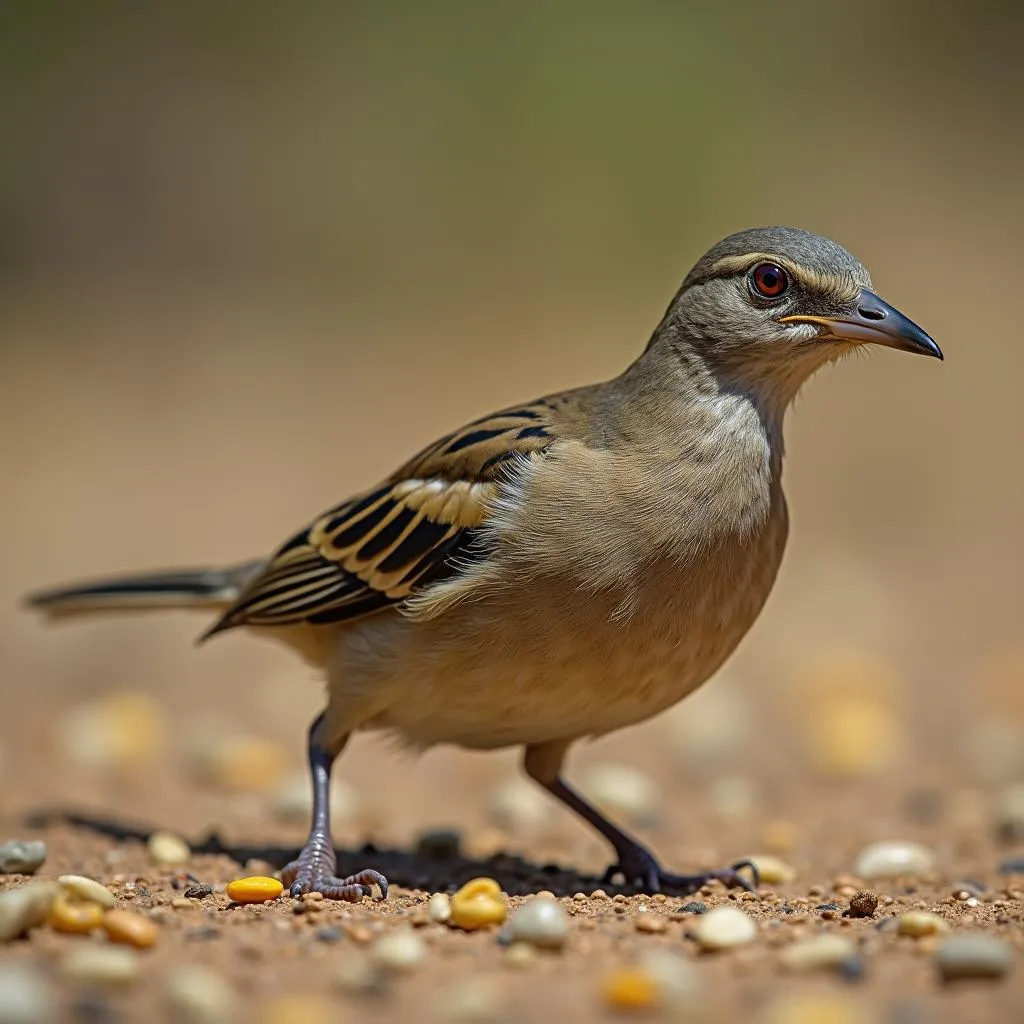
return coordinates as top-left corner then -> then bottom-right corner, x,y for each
1,666 -> 1022,1024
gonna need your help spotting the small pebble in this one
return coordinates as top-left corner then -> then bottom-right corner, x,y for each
102,909 -> 159,949
897,911 -> 951,937
148,831 -> 191,867
634,911 -> 667,934
226,877 -> 283,904
695,906 -> 757,951
414,828 -> 462,860
583,763 -> 660,827
505,942 -> 538,967
165,966 -> 237,1024
49,893 -> 105,934
62,945 -> 141,986
853,841 -> 935,879
0,882 -> 59,942
503,896 -> 571,949
487,777 -> 552,835
0,841 -> 46,876
935,935 -> 1013,981
314,926 -> 344,943
0,963 -> 54,1024
847,890 -> 878,918
745,854 -> 796,885
781,934 -> 857,973
679,901 -> 707,915
450,878 -> 507,931
427,892 -> 452,924
59,875 -> 116,909
371,927 -> 425,972
184,884 -> 214,900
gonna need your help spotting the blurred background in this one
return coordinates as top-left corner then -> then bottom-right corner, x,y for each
1,1 -> 1022,873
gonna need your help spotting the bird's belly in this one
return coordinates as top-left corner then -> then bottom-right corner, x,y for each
329,550 -> 777,751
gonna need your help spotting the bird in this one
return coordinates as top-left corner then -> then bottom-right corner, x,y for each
25,226 -> 942,902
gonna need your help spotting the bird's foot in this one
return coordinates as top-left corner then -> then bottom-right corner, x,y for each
602,846 -> 758,896
280,832 -> 388,902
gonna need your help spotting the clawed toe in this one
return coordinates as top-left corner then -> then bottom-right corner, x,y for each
281,857 -> 388,902
604,849 -> 759,896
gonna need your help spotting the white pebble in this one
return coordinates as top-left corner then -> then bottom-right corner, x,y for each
427,892 -> 452,924
503,896 -> 571,950
781,934 -> 856,972
583,763 -> 660,826
487,777 -> 552,835
935,935 -> 1013,981
61,945 -> 141,986
59,875 -> 116,909
0,964 -> 54,1024
165,966 -> 238,1024
0,883 -> 59,942
0,841 -> 46,876
744,854 -> 796,885
897,911 -> 950,937
853,840 -> 935,879
371,927 -> 425,972
695,906 -> 757,951
148,831 -> 191,866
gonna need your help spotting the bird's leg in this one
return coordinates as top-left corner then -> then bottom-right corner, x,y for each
523,742 -> 757,896
279,712 -> 388,902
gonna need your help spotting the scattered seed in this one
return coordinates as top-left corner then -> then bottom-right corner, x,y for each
897,911 -> 951,937
505,942 -> 538,967
102,910 -> 159,949
226,877 -> 283,904
62,946 -> 141,986
449,878 -> 507,931
147,831 -> 191,867
781,934 -> 857,973
602,967 -> 658,1012
49,893 -> 104,934
745,854 -> 796,885
634,911 -> 667,935
59,876 -> 116,909
0,841 -> 46,876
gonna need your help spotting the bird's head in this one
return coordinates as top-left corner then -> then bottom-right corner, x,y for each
653,226 -> 941,409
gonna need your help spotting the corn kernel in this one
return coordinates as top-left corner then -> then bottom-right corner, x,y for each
49,893 -> 104,934
602,968 -> 658,1012
226,876 -> 284,904
449,877 -> 507,930
102,909 -> 159,948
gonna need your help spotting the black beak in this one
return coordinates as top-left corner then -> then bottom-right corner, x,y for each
780,288 -> 943,360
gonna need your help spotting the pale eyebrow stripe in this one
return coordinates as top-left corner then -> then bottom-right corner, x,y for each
707,252 -> 859,302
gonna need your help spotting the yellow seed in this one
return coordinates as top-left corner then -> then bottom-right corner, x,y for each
59,875 -> 116,909
602,968 -> 658,1012
897,911 -> 951,937
449,877 -> 507,930
102,909 -> 159,948
226,876 -> 284,904
261,995 -> 334,1024
49,893 -> 104,934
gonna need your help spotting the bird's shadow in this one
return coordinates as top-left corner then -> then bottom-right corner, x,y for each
24,808 -> 627,898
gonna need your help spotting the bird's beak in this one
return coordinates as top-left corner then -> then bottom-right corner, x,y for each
780,289 -> 943,360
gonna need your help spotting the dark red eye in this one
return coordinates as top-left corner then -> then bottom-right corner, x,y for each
751,262 -> 789,299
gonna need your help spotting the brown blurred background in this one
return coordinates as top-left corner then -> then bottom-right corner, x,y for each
1,2 -> 1022,857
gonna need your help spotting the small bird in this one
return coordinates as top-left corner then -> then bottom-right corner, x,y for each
26,227 -> 941,901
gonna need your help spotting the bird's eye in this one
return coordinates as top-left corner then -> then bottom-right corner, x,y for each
750,262 -> 789,299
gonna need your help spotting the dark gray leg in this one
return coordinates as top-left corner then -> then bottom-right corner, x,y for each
280,712 -> 388,902
523,741 -> 757,895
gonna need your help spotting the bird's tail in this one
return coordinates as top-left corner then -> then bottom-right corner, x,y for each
24,560 -> 266,620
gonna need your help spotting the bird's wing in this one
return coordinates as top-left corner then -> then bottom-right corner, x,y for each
201,403 -> 560,637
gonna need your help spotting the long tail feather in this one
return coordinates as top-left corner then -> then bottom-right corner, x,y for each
24,560 -> 266,619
